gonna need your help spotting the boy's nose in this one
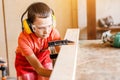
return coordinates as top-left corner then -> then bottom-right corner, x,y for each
43,28 -> 48,34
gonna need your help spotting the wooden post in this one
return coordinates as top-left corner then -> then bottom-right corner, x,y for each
2,0 -> 9,75
87,0 -> 96,39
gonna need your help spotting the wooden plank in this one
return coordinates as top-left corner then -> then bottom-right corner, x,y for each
87,0 -> 96,39
50,28 -> 79,80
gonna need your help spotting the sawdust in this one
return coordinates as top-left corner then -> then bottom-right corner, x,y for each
76,40 -> 120,80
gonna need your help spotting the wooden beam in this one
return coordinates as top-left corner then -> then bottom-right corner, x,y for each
50,28 -> 79,80
87,0 -> 96,39
2,0 -> 9,75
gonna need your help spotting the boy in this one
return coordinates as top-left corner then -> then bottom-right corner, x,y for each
15,2 -> 60,80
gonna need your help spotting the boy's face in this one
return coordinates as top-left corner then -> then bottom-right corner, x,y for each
32,15 -> 53,38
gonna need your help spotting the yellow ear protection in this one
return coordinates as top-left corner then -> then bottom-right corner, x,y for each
52,14 -> 56,28
22,19 -> 33,34
51,9 -> 56,28
21,9 -> 56,34
21,9 -> 33,34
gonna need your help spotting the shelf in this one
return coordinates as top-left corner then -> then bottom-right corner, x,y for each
96,26 -> 120,32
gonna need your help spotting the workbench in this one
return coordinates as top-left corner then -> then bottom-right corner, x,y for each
76,40 -> 120,80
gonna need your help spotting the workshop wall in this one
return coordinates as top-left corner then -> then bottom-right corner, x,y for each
78,0 -> 120,40
0,0 -> 78,77
0,1 -> 6,78
0,1 -> 6,60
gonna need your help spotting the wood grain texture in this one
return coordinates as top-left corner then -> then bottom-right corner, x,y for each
50,28 -> 79,80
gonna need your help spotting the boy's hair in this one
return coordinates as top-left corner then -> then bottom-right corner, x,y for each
27,2 -> 52,23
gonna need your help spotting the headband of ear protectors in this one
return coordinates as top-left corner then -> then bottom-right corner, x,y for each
21,9 -> 56,34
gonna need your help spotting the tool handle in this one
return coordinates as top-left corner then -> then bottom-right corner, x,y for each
50,54 -> 58,59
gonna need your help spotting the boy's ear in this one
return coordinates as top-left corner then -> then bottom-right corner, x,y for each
23,19 -> 33,34
31,25 -> 36,32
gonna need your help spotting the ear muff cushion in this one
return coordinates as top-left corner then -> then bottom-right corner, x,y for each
23,19 -> 32,34
52,15 -> 56,28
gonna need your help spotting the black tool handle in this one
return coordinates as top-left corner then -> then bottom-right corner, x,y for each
50,54 -> 58,59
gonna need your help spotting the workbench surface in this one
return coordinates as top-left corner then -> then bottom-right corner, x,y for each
76,40 -> 120,80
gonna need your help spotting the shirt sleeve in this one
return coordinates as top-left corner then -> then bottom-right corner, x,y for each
18,32 -> 34,56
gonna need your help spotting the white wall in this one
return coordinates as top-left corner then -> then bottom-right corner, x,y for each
78,0 -> 87,39
96,0 -> 120,24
